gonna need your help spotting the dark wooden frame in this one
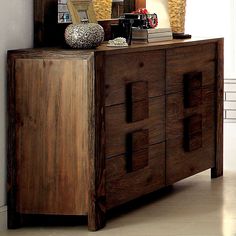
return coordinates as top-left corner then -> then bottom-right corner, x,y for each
34,0 -> 145,47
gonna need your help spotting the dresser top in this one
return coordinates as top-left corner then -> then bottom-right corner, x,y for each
8,37 -> 223,58
97,37 -> 223,54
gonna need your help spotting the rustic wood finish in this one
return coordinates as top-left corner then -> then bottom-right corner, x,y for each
7,54 -> 22,229
104,50 -> 165,106
105,96 -> 165,158
126,81 -> 149,122
88,52 -> 106,231
183,72 -> 203,108
8,38 -> 224,231
211,39 -> 224,178
126,129 -> 149,172
166,43 -> 216,94
14,57 -> 92,215
183,114 -> 203,152
166,86 -> 215,140
166,127 -> 215,185
106,142 -> 165,209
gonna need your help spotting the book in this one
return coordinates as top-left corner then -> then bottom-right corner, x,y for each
132,31 -> 173,40
148,35 -> 173,42
132,27 -> 172,40
132,27 -> 172,34
132,35 -> 173,44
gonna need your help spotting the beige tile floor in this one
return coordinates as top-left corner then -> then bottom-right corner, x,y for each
1,123 -> 236,236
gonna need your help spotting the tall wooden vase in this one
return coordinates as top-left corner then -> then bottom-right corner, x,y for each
168,0 -> 186,33
93,0 -> 112,20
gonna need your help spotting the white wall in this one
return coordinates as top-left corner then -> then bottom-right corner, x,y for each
185,0 -> 236,78
0,0 -> 33,229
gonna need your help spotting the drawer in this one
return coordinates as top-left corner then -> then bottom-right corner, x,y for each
166,86 -> 215,140
166,43 -> 216,94
104,50 -> 165,106
105,96 -> 165,158
166,127 -> 215,185
106,142 -> 165,209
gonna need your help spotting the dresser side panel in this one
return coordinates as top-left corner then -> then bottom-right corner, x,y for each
14,56 -> 93,215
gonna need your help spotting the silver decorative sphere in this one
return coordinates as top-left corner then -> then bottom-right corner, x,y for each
65,22 -> 104,49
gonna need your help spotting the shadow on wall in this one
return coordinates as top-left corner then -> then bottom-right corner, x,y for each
0,0 -> 33,229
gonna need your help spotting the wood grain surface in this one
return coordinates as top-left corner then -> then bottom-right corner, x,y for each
166,127 -> 215,185
106,96 -> 165,158
88,52 -> 106,231
104,50 -> 165,106
106,142 -> 165,209
166,43 -> 216,94
14,57 -> 92,215
166,86 -> 215,140
211,38 -> 224,178
7,38 -> 224,231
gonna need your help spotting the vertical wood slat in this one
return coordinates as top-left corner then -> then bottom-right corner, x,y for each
211,39 -> 224,178
88,52 -> 106,231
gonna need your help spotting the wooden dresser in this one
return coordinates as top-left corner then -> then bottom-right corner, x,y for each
7,38 -> 224,231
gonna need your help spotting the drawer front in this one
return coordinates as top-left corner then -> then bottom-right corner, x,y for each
166,127 -> 215,185
106,142 -> 165,209
105,96 -> 165,158
166,86 -> 216,184
104,50 -> 165,106
166,43 -> 216,94
166,86 -> 215,139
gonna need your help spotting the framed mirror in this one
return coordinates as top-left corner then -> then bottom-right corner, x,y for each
57,0 -> 146,23
34,0 -> 145,47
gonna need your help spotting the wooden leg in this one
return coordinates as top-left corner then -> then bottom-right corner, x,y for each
211,39 -> 224,179
211,166 -> 223,178
88,203 -> 106,231
88,52 -> 106,231
7,209 -> 22,229
87,169 -> 106,231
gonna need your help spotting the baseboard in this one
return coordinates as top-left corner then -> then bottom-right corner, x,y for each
0,206 -> 7,230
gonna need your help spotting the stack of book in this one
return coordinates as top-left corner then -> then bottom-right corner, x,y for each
132,27 -> 173,44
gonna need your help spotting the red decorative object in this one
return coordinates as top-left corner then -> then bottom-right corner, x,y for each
148,16 -> 158,28
132,8 -> 158,28
132,8 -> 149,15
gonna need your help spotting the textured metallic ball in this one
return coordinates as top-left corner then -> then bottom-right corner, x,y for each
65,23 -> 104,49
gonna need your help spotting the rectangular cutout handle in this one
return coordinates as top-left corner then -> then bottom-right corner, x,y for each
184,72 -> 203,108
184,114 -> 202,152
126,129 -> 149,172
126,81 -> 149,122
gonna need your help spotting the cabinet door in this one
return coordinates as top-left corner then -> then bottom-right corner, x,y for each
13,58 -> 92,215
